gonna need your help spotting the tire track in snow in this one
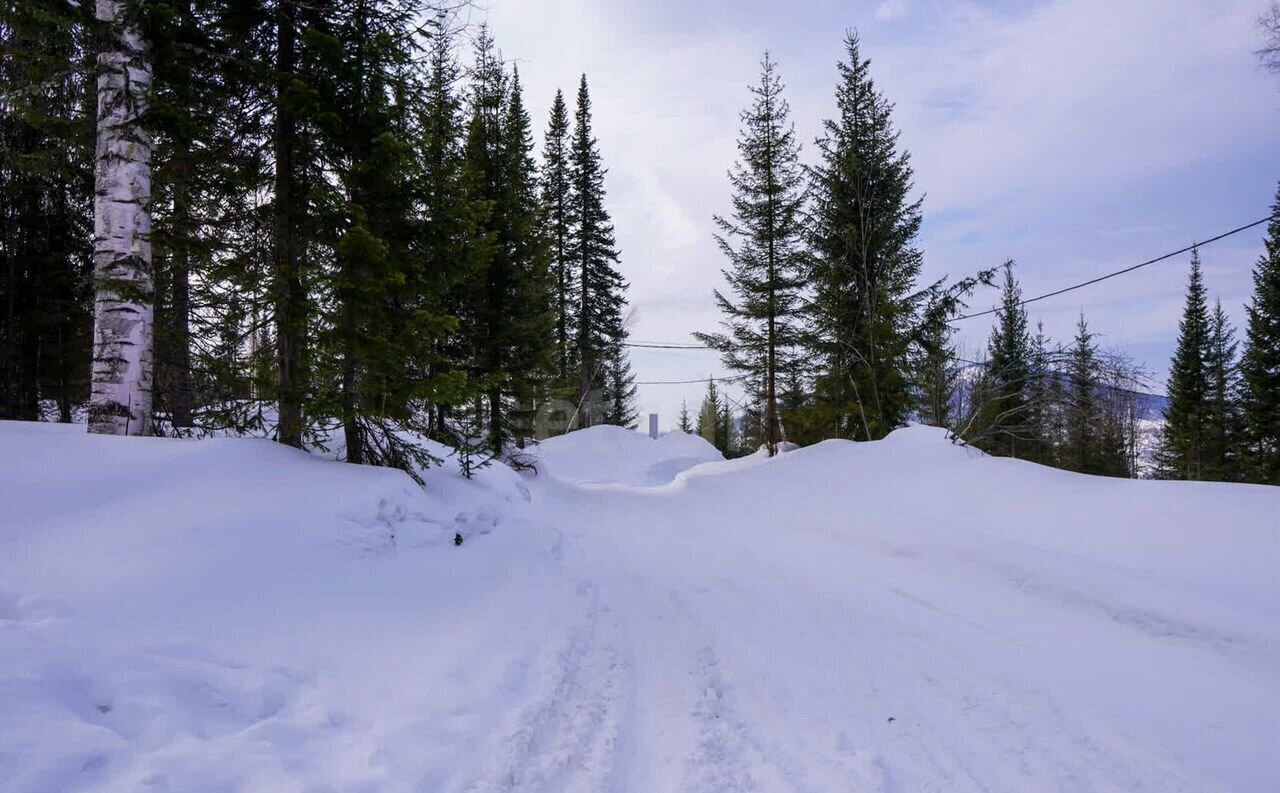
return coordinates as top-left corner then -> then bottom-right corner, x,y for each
463,580 -> 628,793
685,645 -> 757,793
668,589 -> 886,793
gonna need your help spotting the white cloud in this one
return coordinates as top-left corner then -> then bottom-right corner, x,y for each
872,0 -> 1273,216
480,0 -> 1279,428
875,0 -> 910,22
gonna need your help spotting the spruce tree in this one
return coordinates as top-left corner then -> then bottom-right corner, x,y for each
697,377 -> 720,445
295,0 -> 460,473
416,13 -> 477,437
1240,185 -> 1280,484
496,65 -> 554,449
190,0 -> 291,437
600,346 -> 638,428
0,0 -> 95,423
145,0 -> 221,429
271,0 -> 313,449
1025,321 -> 1055,465
1065,314 -> 1098,474
569,75 -> 629,426
916,317 -> 956,430
982,262 -> 1032,456
321,0 -> 405,463
460,35 -> 553,455
1158,248 -> 1211,480
805,32 -> 924,441
458,25 -> 510,454
542,89 -> 575,385
694,52 -> 806,456
1203,299 -> 1243,481
719,394 -> 734,455
677,399 -> 693,433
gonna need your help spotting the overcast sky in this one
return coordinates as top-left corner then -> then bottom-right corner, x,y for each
479,0 -> 1280,432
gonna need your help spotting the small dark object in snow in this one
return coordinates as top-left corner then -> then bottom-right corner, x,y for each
887,716 -> 895,723
454,532 -> 464,546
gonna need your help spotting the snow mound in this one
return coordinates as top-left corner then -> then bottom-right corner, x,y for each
4,419 -> 1280,792
533,425 -> 723,486
0,420 -> 561,793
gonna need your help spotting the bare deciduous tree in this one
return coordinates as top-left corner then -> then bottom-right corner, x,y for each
1261,1 -> 1280,74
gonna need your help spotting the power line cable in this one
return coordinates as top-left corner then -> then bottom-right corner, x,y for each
952,214 -> 1278,321
625,213 -> 1276,386
635,373 -> 750,386
623,341 -> 714,350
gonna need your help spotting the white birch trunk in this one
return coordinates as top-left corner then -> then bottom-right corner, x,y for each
88,0 -> 154,436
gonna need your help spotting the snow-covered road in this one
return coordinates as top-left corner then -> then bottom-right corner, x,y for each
2,421 -> 1278,792
468,448 -> 1277,793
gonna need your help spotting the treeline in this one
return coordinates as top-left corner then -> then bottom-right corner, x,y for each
946,266 -> 1154,479
697,36 -> 1280,483
946,218 -> 1280,486
0,1 -> 635,476
1153,222 -> 1280,485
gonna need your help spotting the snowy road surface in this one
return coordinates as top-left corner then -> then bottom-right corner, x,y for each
2,421 -> 1278,792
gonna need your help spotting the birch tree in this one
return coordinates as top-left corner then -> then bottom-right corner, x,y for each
88,0 -> 154,435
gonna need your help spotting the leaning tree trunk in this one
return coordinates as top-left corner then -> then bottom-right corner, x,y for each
88,0 -> 154,435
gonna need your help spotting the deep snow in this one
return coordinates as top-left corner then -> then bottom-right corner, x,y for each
1,420 -> 1278,792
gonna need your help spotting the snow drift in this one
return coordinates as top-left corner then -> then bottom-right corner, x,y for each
2,420 -> 1278,793
532,424 -> 722,486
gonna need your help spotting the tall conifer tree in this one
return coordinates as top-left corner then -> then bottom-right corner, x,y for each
496,66 -> 554,448
1240,185 -> 1280,484
805,32 -> 923,441
1065,314 -> 1098,474
0,1 -> 95,423
1158,248 -> 1211,479
695,53 -> 806,456
416,13 -> 477,436
1203,299 -> 1243,481
982,262 -> 1032,456
315,0 -> 428,466
542,89 -> 574,385
272,0 -> 310,449
1025,321 -> 1055,465
461,34 -> 552,454
568,75 -> 628,427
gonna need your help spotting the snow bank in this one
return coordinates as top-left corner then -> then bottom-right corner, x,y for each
3,419 -> 1278,792
532,425 -> 722,486
0,420 -> 564,793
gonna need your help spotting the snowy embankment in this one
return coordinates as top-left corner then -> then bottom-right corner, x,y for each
2,420 -> 1278,792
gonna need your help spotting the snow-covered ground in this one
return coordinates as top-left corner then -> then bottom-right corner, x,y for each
2,420 -> 1278,792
